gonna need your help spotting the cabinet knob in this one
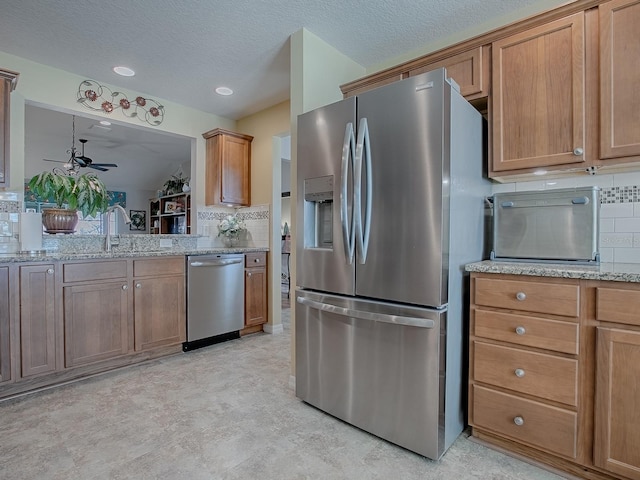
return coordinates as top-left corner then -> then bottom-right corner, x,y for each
46,268 -> 54,275
247,272 -> 252,277
136,283 -> 142,289
515,292 -> 526,301
254,258 -> 260,263
515,326 -> 526,335
122,285 -> 128,290
573,147 -> 584,156
513,416 -> 525,426
514,368 -> 525,378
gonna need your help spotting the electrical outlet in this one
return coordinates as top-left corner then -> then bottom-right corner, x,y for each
159,239 -> 172,248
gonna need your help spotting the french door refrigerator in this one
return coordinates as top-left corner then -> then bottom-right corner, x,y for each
295,68 -> 491,460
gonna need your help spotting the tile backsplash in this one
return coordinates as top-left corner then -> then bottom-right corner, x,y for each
494,171 -> 640,264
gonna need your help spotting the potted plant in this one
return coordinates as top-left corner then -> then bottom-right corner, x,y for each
163,172 -> 189,195
27,171 -> 110,233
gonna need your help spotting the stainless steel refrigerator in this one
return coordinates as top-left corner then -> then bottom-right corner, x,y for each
295,68 -> 491,460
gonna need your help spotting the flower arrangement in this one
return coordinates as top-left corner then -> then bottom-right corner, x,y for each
218,213 -> 246,246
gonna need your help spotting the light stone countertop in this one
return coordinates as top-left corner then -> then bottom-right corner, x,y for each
0,247 -> 269,263
465,260 -> 640,283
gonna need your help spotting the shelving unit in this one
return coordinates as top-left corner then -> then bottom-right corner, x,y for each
149,192 -> 191,234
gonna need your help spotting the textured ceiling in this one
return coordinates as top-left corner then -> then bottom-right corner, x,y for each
0,0 -> 568,120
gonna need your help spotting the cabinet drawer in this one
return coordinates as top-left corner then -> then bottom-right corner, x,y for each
474,309 -> 578,354
472,385 -> 577,459
473,341 -> 578,405
245,252 -> 266,267
133,256 -> 185,277
474,277 -> 579,317
63,260 -> 128,283
596,287 -> 640,326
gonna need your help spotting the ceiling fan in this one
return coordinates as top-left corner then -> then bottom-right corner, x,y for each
43,116 -> 119,173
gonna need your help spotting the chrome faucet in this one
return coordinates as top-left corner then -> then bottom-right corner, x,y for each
105,204 -> 132,252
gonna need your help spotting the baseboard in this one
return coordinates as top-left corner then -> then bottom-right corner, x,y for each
263,323 -> 284,334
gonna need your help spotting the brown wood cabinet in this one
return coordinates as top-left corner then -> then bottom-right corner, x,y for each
0,266 -> 11,383
491,12 -> 586,174
471,272 -> 640,480
592,284 -> 640,480
133,257 -> 185,351
243,252 -> 267,332
342,45 -> 490,104
19,264 -> 57,378
599,0 -> 640,163
202,128 -> 253,207
0,69 -> 18,188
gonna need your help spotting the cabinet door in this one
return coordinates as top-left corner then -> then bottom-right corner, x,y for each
600,0 -> 640,161
491,12 -> 585,173
594,327 -> 640,479
0,70 -> 18,187
409,45 -> 490,100
134,275 -> 185,351
20,264 -> 57,377
0,266 -> 10,382
245,266 -> 267,327
63,282 -> 129,367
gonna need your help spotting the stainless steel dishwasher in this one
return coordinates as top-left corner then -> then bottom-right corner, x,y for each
184,253 -> 245,351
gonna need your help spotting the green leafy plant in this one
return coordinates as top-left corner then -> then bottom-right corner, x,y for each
163,172 -> 189,195
28,171 -> 109,218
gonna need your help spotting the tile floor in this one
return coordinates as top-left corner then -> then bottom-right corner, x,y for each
0,306 -> 566,480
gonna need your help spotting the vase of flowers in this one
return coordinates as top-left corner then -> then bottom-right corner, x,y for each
218,214 -> 245,247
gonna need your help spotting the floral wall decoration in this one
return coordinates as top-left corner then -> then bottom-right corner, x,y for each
77,79 -> 165,126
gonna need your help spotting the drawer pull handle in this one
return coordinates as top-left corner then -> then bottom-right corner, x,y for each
254,258 -> 260,263
515,292 -> 526,301
515,326 -> 526,335
514,416 -> 525,426
515,368 -> 525,378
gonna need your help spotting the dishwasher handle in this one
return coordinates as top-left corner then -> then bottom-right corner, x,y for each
297,296 -> 436,329
189,258 -> 244,267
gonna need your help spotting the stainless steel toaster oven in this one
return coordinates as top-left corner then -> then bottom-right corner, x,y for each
491,187 -> 600,264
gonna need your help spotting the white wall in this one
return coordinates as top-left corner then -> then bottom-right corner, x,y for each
0,50 -> 234,234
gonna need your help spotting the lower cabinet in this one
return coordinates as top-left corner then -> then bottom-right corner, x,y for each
63,281 -> 129,367
0,266 -> 11,383
133,257 -> 185,351
19,264 -> 57,378
244,252 -> 267,331
470,273 -> 640,480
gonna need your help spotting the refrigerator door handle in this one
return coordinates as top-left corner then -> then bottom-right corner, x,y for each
354,117 -> 372,264
296,296 -> 436,329
341,122 -> 356,264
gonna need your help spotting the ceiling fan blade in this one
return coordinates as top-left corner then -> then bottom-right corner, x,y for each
88,165 -> 109,172
74,155 -> 90,167
43,158 -> 66,163
92,163 -> 118,168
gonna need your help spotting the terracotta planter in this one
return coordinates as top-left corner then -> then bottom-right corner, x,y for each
42,208 -> 78,234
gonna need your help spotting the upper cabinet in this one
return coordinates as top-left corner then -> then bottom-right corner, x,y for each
0,69 -> 19,188
341,45 -> 490,104
202,128 -> 253,207
599,0 -> 640,162
491,13 -> 586,174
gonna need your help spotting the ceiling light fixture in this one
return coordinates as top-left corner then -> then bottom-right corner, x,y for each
113,66 -> 135,77
99,120 -> 111,126
215,86 -> 234,96
77,79 -> 165,126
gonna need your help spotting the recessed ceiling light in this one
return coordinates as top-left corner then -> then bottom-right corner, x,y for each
533,169 -> 548,176
215,86 -> 234,96
99,120 -> 111,126
113,66 -> 135,77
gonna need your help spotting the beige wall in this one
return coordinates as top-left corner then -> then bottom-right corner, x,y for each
237,100 -> 291,331
0,50 -> 234,228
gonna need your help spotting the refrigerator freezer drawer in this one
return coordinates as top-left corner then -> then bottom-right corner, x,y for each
295,289 -> 447,460
492,187 -> 600,263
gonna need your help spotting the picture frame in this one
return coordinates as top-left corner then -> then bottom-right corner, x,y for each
129,210 -> 146,231
164,201 -> 180,214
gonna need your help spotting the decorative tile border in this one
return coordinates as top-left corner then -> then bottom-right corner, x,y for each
600,186 -> 640,204
0,201 -> 20,213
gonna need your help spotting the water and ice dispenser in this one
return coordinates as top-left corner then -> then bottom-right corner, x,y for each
303,176 -> 334,249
